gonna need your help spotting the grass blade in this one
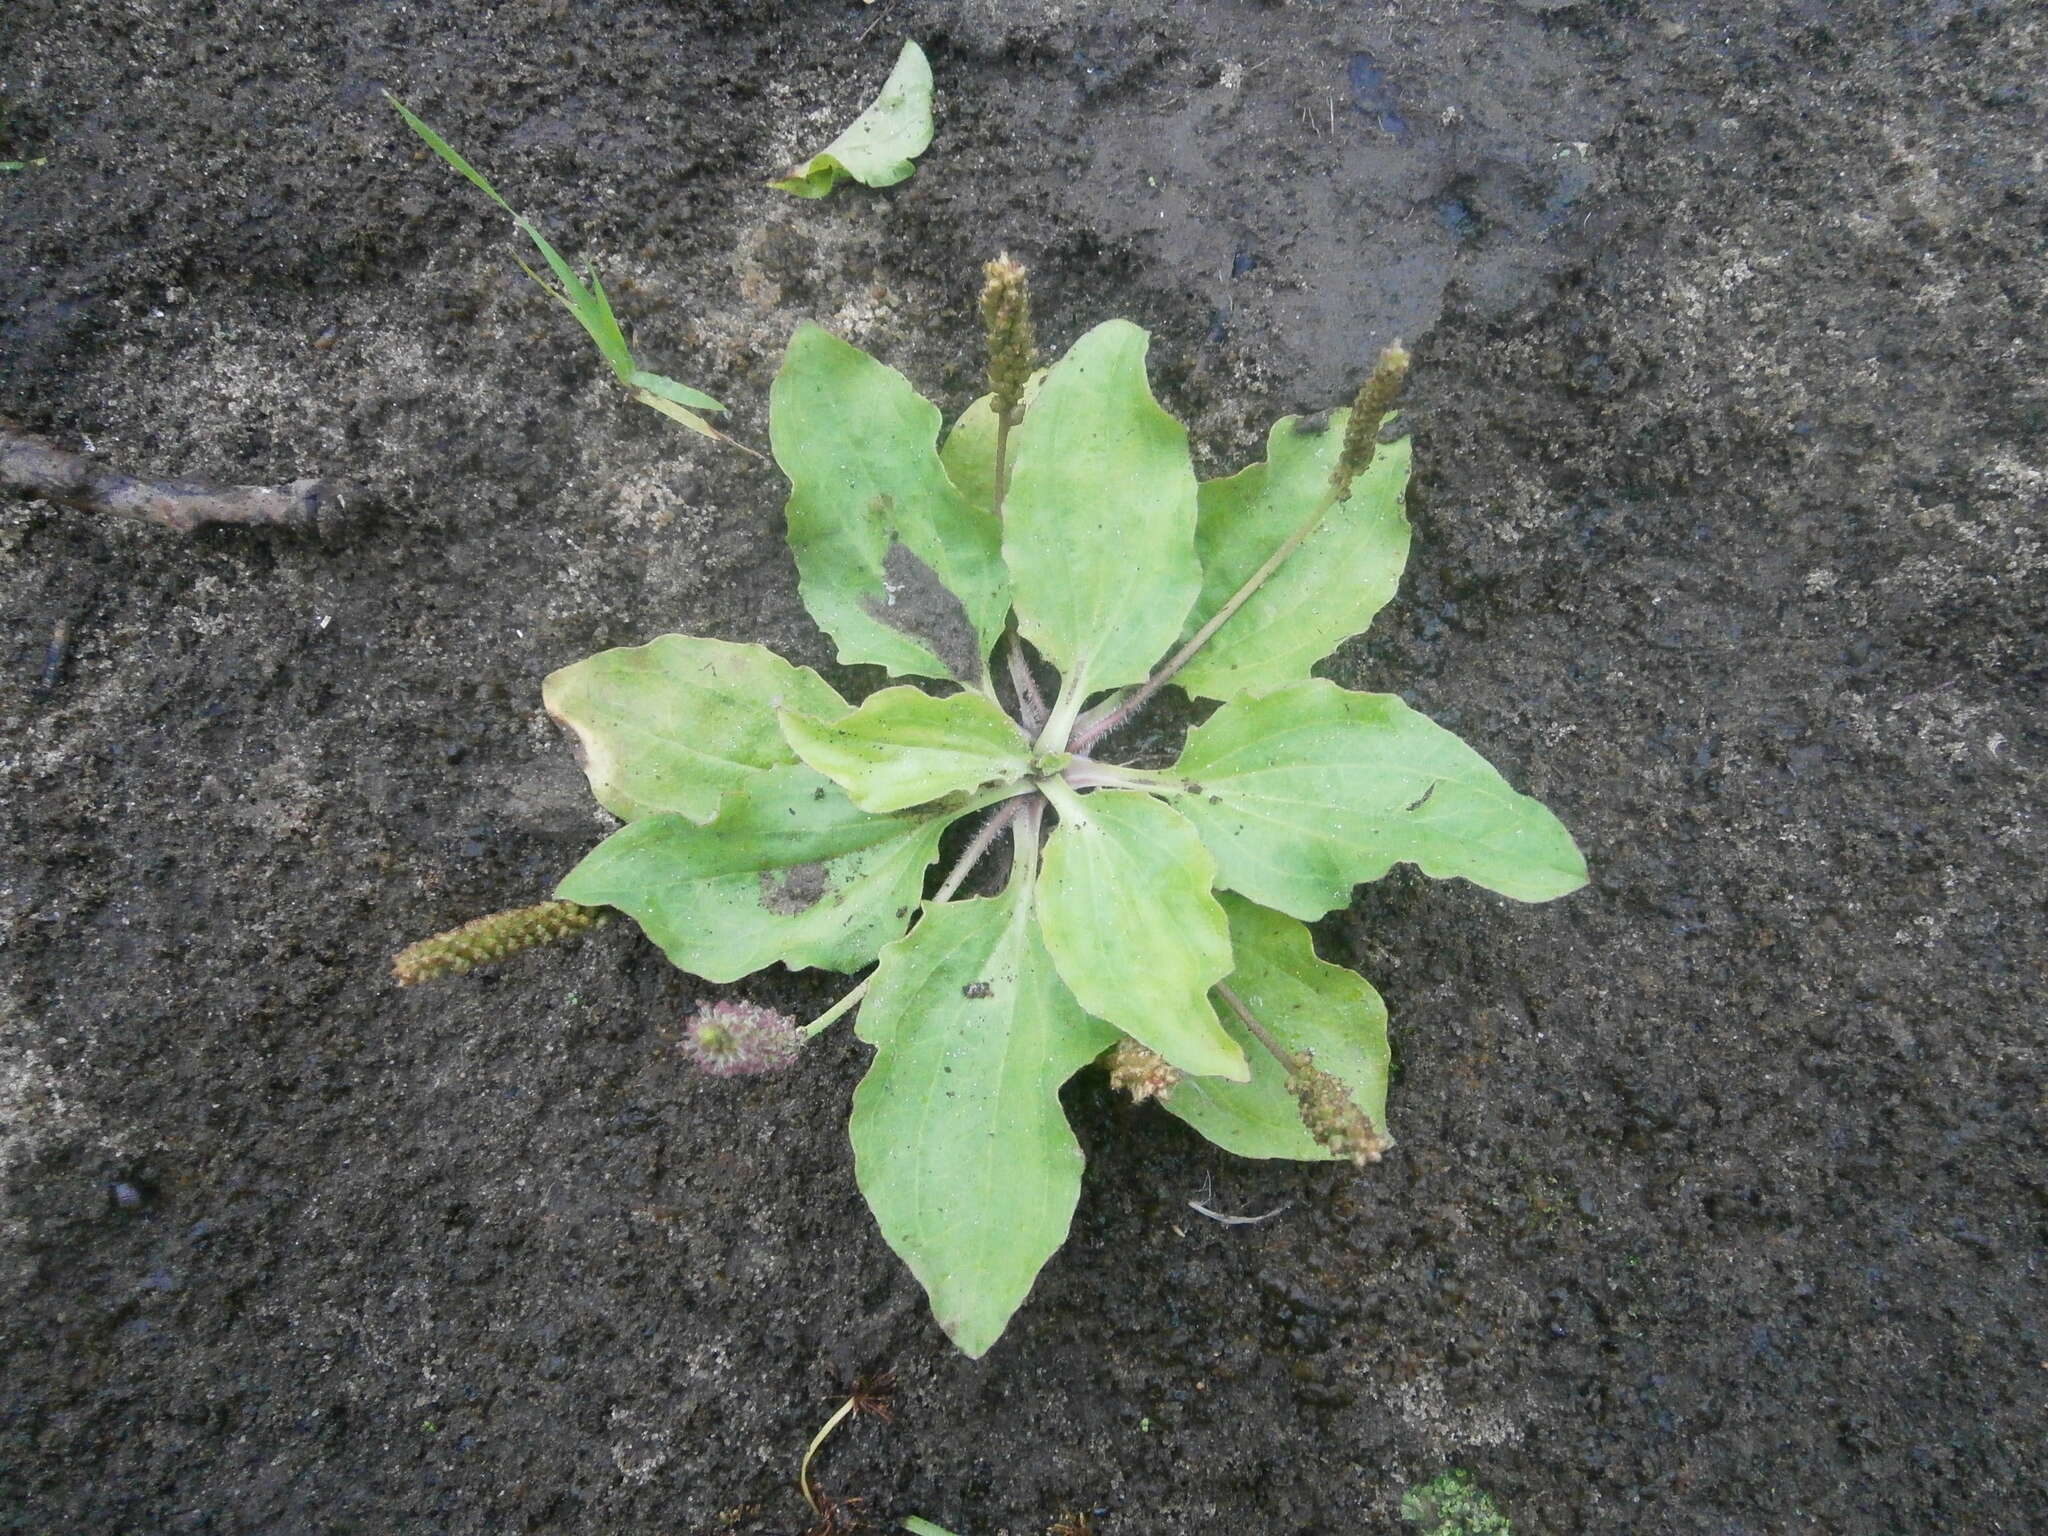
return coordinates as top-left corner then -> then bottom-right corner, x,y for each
386,92 -> 513,212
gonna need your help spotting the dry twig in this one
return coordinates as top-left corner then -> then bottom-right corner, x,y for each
1,416 -> 376,535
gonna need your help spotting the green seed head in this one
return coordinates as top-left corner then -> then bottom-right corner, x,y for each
1104,1036 -> 1183,1104
1331,340 -> 1411,494
392,900 -> 607,984
980,253 -> 1036,421
1287,1058 -> 1391,1165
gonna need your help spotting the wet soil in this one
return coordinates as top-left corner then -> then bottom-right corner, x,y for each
2,1 -> 2043,1532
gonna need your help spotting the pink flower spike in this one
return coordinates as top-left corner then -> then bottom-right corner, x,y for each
679,1000 -> 800,1077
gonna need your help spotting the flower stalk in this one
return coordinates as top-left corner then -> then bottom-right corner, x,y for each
983,254 -> 1048,730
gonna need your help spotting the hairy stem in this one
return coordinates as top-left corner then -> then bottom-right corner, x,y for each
1072,688 -> 1126,737
1005,631 -> 1046,731
932,797 -> 1032,904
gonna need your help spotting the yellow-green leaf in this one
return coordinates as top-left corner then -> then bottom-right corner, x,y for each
771,323 -> 1009,682
554,764 -> 951,982
852,879 -> 1117,1357
1170,679 -> 1588,918
769,40 -> 934,198
1002,322 -> 1201,699
1175,417 -> 1411,701
544,638 -> 847,831
542,635 -> 847,823
780,686 -> 1034,813
1033,787 -> 1246,1080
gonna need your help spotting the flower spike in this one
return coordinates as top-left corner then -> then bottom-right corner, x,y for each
1288,1057 -> 1392,1165
392,900 -> 607,984
1331,340 -> 1411,493
980,253 -> 1037,424
679,1000 -> 801,1077
1105,1037 -> 1184,1104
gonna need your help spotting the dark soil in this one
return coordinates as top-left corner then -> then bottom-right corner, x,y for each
3,1 -> 2043,1532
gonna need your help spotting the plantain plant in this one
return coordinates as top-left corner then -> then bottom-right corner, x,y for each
396,259 -> 1586,1356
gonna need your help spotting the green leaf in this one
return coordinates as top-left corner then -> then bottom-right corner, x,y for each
769,40 -> 934,198
543,635 -> 848,823
1034,787 -> 1246,1080
1003,321 -> 1201,699
553,263 -> 637,382
630,369 -> 736,445
936,374 -> 1043,513
1169,679 -> 1588,918
504,211 -> 637,388
391,95 -> 730,433
851,878 -> 1118,1357
1175,416 -> 1412,702
386,92 -> 514,212
771,323 -> 1008,682
780,686 -> 1035,814
388,93 -> 627,378
628,369 -> 726,415
1163,895 -> 1390,1160
553,763 -> 951,982
901,1522 -> 965,1536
